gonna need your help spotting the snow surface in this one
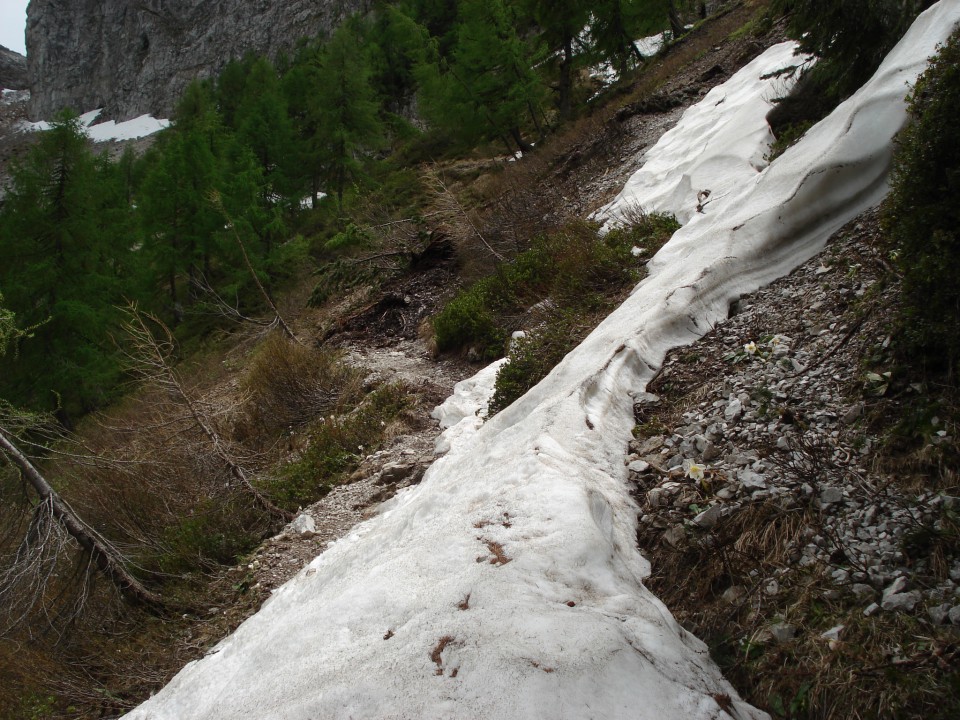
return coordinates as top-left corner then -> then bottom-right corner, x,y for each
21,105 -> 170,142
124,4 -> 960,719
597,41 -> 812,226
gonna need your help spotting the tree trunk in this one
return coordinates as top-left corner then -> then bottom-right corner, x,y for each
0,428 -> 162,608
669,1 -> 686,39
559,35 -> 574,121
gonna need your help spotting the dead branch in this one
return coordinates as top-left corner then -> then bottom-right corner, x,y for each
426,166 -> 505,263
209,192 -> 302,345
0,427 -> 162,616
120,304 -> 293,521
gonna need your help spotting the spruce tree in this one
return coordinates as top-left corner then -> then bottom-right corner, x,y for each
420,0 -> 546,154
522,0 -> 590,120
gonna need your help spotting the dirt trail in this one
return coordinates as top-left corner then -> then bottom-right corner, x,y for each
236,336 -> 469,596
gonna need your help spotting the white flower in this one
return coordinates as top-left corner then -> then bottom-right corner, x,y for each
743,341 -> 757,355
683,459 -> 706,482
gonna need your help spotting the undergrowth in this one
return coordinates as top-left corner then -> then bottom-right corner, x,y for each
267,382 -> 413,509
432,213 -> 679,364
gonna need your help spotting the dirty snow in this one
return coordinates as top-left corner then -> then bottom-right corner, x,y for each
123,3 -> 960,719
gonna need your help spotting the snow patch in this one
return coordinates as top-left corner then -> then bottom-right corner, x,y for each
122,3 -> 960,719
597,41 -> 812,227
20,107 -> 170,142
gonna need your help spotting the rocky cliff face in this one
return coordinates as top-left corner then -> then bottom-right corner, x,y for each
26,0 -> 367,121
0,45 -> 28,90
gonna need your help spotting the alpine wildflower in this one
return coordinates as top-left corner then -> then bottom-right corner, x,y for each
683,459 -> 706,482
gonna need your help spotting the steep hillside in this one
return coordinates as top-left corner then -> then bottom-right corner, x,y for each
121,4 -> 960,719
2,2 -> 958,718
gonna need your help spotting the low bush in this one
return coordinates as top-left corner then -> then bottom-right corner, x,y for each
268,382 -> 411,509
488,311 -> 579,415
242,333 -> 366,434
431,213 -> 679,361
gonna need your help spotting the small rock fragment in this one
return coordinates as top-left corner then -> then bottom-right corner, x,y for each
663,525 -> 686,548
693,504 -> 722,529
881,590 -> 921,613
768,623 -> 796,643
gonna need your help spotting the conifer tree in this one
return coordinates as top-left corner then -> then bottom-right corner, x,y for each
522,0 -> 590,119
420,0 -> 546,155
313,22 -> 385,209
139,83 -> 225,319
0,112 -> 135,419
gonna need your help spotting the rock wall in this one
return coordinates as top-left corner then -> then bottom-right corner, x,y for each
26,0 -> 368,121
0,45 -> 28,90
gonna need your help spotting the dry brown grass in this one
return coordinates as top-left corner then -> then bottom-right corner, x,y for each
240,331 -> 366,440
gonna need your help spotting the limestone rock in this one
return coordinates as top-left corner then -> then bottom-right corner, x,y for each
0,45 -> 27,90
289,513 -> 317,539
692,504 -> 721,529
881,590 -> 921,613
26,0 -> 365,121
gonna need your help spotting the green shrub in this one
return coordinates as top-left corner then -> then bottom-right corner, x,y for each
431,214 -> 678,359
489,311 -> 578,415
155,497 -> 263,574
882,29 -> 960,375
268,383 -> 411,508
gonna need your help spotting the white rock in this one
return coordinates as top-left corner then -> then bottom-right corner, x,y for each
863,603 -> 880,616
647,488 -> 669,508
629,459 -> 651,473
820,487 -> 844,505
881,591 -> 921,613
928,604 -> 951,625
724,399 -> 743,421
949,605 -> 960,625
738,469 -> 767,490
768,623 -> 795,643
820,625 -> 844,641
883,576 -> 909,599
289,514 -> 317,538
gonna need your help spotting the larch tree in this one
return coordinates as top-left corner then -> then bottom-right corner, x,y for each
0,112 -> 135,421
314,21 -> 385,210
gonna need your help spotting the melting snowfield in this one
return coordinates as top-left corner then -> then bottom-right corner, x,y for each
125,4 -> 960,719
22,106 -> 170,142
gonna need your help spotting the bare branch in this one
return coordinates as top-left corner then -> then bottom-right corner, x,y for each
0,427 -> 163,618
120,303 -> 293,521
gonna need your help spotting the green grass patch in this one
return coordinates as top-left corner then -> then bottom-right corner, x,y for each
267,383 -> 412,509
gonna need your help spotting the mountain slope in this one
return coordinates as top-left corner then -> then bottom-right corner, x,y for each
25,0 -> 363,120
122,3 -> 960,719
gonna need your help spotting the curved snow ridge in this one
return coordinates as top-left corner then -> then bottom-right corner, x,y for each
597,40 -> 811,227
124,4 -> 960,720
